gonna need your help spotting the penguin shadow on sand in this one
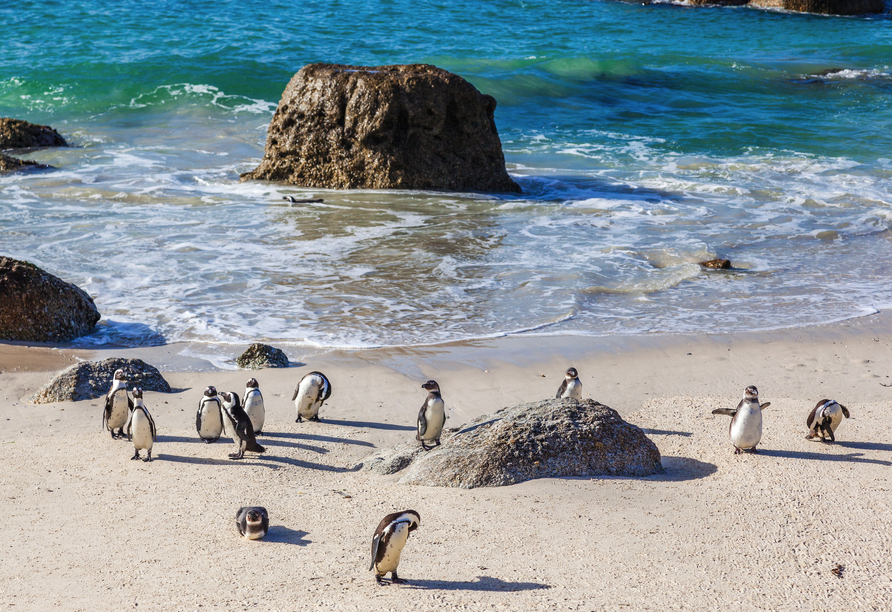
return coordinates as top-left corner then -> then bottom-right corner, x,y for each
258,454 -> 362,473
757,447 -> 892,466
405,576 -> 550,592
154,453 -> 265,467
262,526 -> 311,546
250,434 -> 330,454
260,431 -> 375,450
327,419 -> 416,432
155,434 -> 211,445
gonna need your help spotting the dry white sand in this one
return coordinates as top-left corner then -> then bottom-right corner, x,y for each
1,313 -> 891,611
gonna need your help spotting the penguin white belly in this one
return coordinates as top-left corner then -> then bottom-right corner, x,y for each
376,523 -> 410,574
420,398 -> 446,441
244,391 -> 265,433
131,410 -> 154,451
108,393 -> 130,429
823,405 -> 844,433
563,379 -> 582,399
199,403 -> 223,438
296,378 -> 322,418
730,405 -> 762,449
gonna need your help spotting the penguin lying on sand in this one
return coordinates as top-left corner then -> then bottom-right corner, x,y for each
220,391 -> 265,460
236,506 -> 269,540
292,371 -> 331,422
712,385 -> 770,454
124,387 -> 157,462
556,367 -> 582,399
243,378 -> 265,435
370,510 -> 420,585
806,399 -> 850,443
417,380 -> 445,451
103,369 -> 132,439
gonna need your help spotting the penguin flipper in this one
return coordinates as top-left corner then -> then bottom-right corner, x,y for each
711,408 -> 737,417
147,409 -> 157,442
555,379 -> 568,399
759,402 -> 771,410
370,533 -> 382,571
416,404 -> 428,439
840,403 -> 850,419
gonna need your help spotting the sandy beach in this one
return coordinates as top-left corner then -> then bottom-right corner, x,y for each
1,314 -> 891,611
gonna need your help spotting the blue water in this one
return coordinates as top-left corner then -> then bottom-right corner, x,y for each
2,1 -> 891,349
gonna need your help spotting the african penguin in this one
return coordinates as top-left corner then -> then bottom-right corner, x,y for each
712,385 -> 770,454
806,399 -> 850,443
416,380 -> 445,451
103,369 -> 132,440
196,386 -> 224,443
124,387 -> 157,462
243,378 -> 265,435
370,510 -> 420,585
292,371 -> 331,423
236,506 -> 269,540
555,367 -> 582,400
220,391 -> 265,460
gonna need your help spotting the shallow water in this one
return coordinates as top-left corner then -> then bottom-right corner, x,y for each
2,1 -> 891,348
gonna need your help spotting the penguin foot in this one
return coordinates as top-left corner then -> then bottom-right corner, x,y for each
734,447 -> 741,455
310,415 -> 320,422
391,573 -> 407,584
375,575 -> 388,586
296,416 -> 303,423
142,455 -> 152,462
421,443 -> 432,451
228,453 -> 245,460
131,452 -> 140,460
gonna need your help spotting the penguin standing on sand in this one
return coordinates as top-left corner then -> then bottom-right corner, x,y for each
236,506 -> 269,540
243,378 -> 265,435
196,386 -> 224,443
220,391 -> 266,460
416,380 -> 445,451
124,387 -> 157,462
555,367 -> 582,400
806,399 -> 850,443
370,510 -> 420,585
292,371 -> 331,422
712,385 -> 770,454
103,369 -> 132,440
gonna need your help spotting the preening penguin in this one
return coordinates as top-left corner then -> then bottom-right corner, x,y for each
806,399 -> 850,443
416,380 -> 445,451
370,510 -> 420,585
196,386 -> 224,443
103,369 -> 132,440
220,391 -> 266,460
124,387 -> 157,462
556,367 -> 582,400
712,385 -> 769,454
243,378 -> 265,435
236,506 -> 269,540
292,371 -> 331,423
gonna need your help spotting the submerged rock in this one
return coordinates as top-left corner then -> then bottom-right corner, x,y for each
241,63 -> 520,194
0,118 -> 67,149
0,257 -> 100,342
358,398 -> 662,488
30,357 -> 171,404
236,343 -> 290,369
699,258 -> 732,269
0,152 -> 44,173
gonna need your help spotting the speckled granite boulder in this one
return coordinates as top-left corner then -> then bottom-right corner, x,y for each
30,358 -> 171,404
0,118 -> 67,149
0,153 -> 44,173
241,63 -> 520,193
0,257 -> 100,342
357,429 -> 459,474
236,343 -> 290,369
360,398 -> 662,488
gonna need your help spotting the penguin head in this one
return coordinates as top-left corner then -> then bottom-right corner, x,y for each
565,367 -> 578,379
246,508 -> 265,524
132,387 -> 143,400
220,391 -> 239,409
204,386 -> 217,398
397,510 -> 421,532
744,385 -> 759,400
246,378 -> 259,389
113,369 -> 127,382
421,380 -> 440,393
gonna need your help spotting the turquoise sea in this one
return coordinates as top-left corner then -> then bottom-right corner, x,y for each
2,0 -> 891,350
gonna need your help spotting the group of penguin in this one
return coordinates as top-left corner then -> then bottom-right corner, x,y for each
102,365 -> 850,584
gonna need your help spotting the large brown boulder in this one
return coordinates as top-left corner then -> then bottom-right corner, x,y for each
0,257 -> 100,342
0,118 -> 67,149
747,0 -> 885,13
358,398 -> 662,488
241,63 -> 521,194
30,358 -> 171,404
0,153 -> 43,173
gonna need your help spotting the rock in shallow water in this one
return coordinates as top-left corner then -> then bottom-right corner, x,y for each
241,63 -> 521,194
236,343 -> 290,369
0,118 -> 67,149
357,398 -> 662,488
0,153 -> 44,174
30,358 -> 171,404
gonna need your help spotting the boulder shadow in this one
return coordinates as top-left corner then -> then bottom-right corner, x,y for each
647,456 -> 718,482
264,526 -> 311,546
406,576 -> 550,592
327,419 -> 415,432
758,448 -> 892,466
262,431 -> 374,447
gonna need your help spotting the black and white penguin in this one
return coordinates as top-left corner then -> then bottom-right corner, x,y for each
243,378 -> 265,435
124,387 -> 157,462
370,510 -> 420,585
806,399 -> 850,443
235,506 -> 269,540
220,391 -> 266,460
292,371 -> 331,423
416,380 -> 445,451
555,367 -> 582,400
712,385 -> 770,454
196,386 -> 224,443
103,369 -> 132,440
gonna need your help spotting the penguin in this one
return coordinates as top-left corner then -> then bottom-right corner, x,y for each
102,369 -> 132,440
370,510 -> 420,585
712,385 -> 770,454
220,391 -> 266,460
292,371 -> 331,423
124,387 -> 157,462
243,378 -> 265,435
416,380 -> 446,451
555,367 -> 582,400
196,386 -> 224,443
806,399 -> 850,443
235,506 -> 269,540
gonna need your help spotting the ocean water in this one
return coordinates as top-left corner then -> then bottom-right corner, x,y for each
2,0 -> 891,350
